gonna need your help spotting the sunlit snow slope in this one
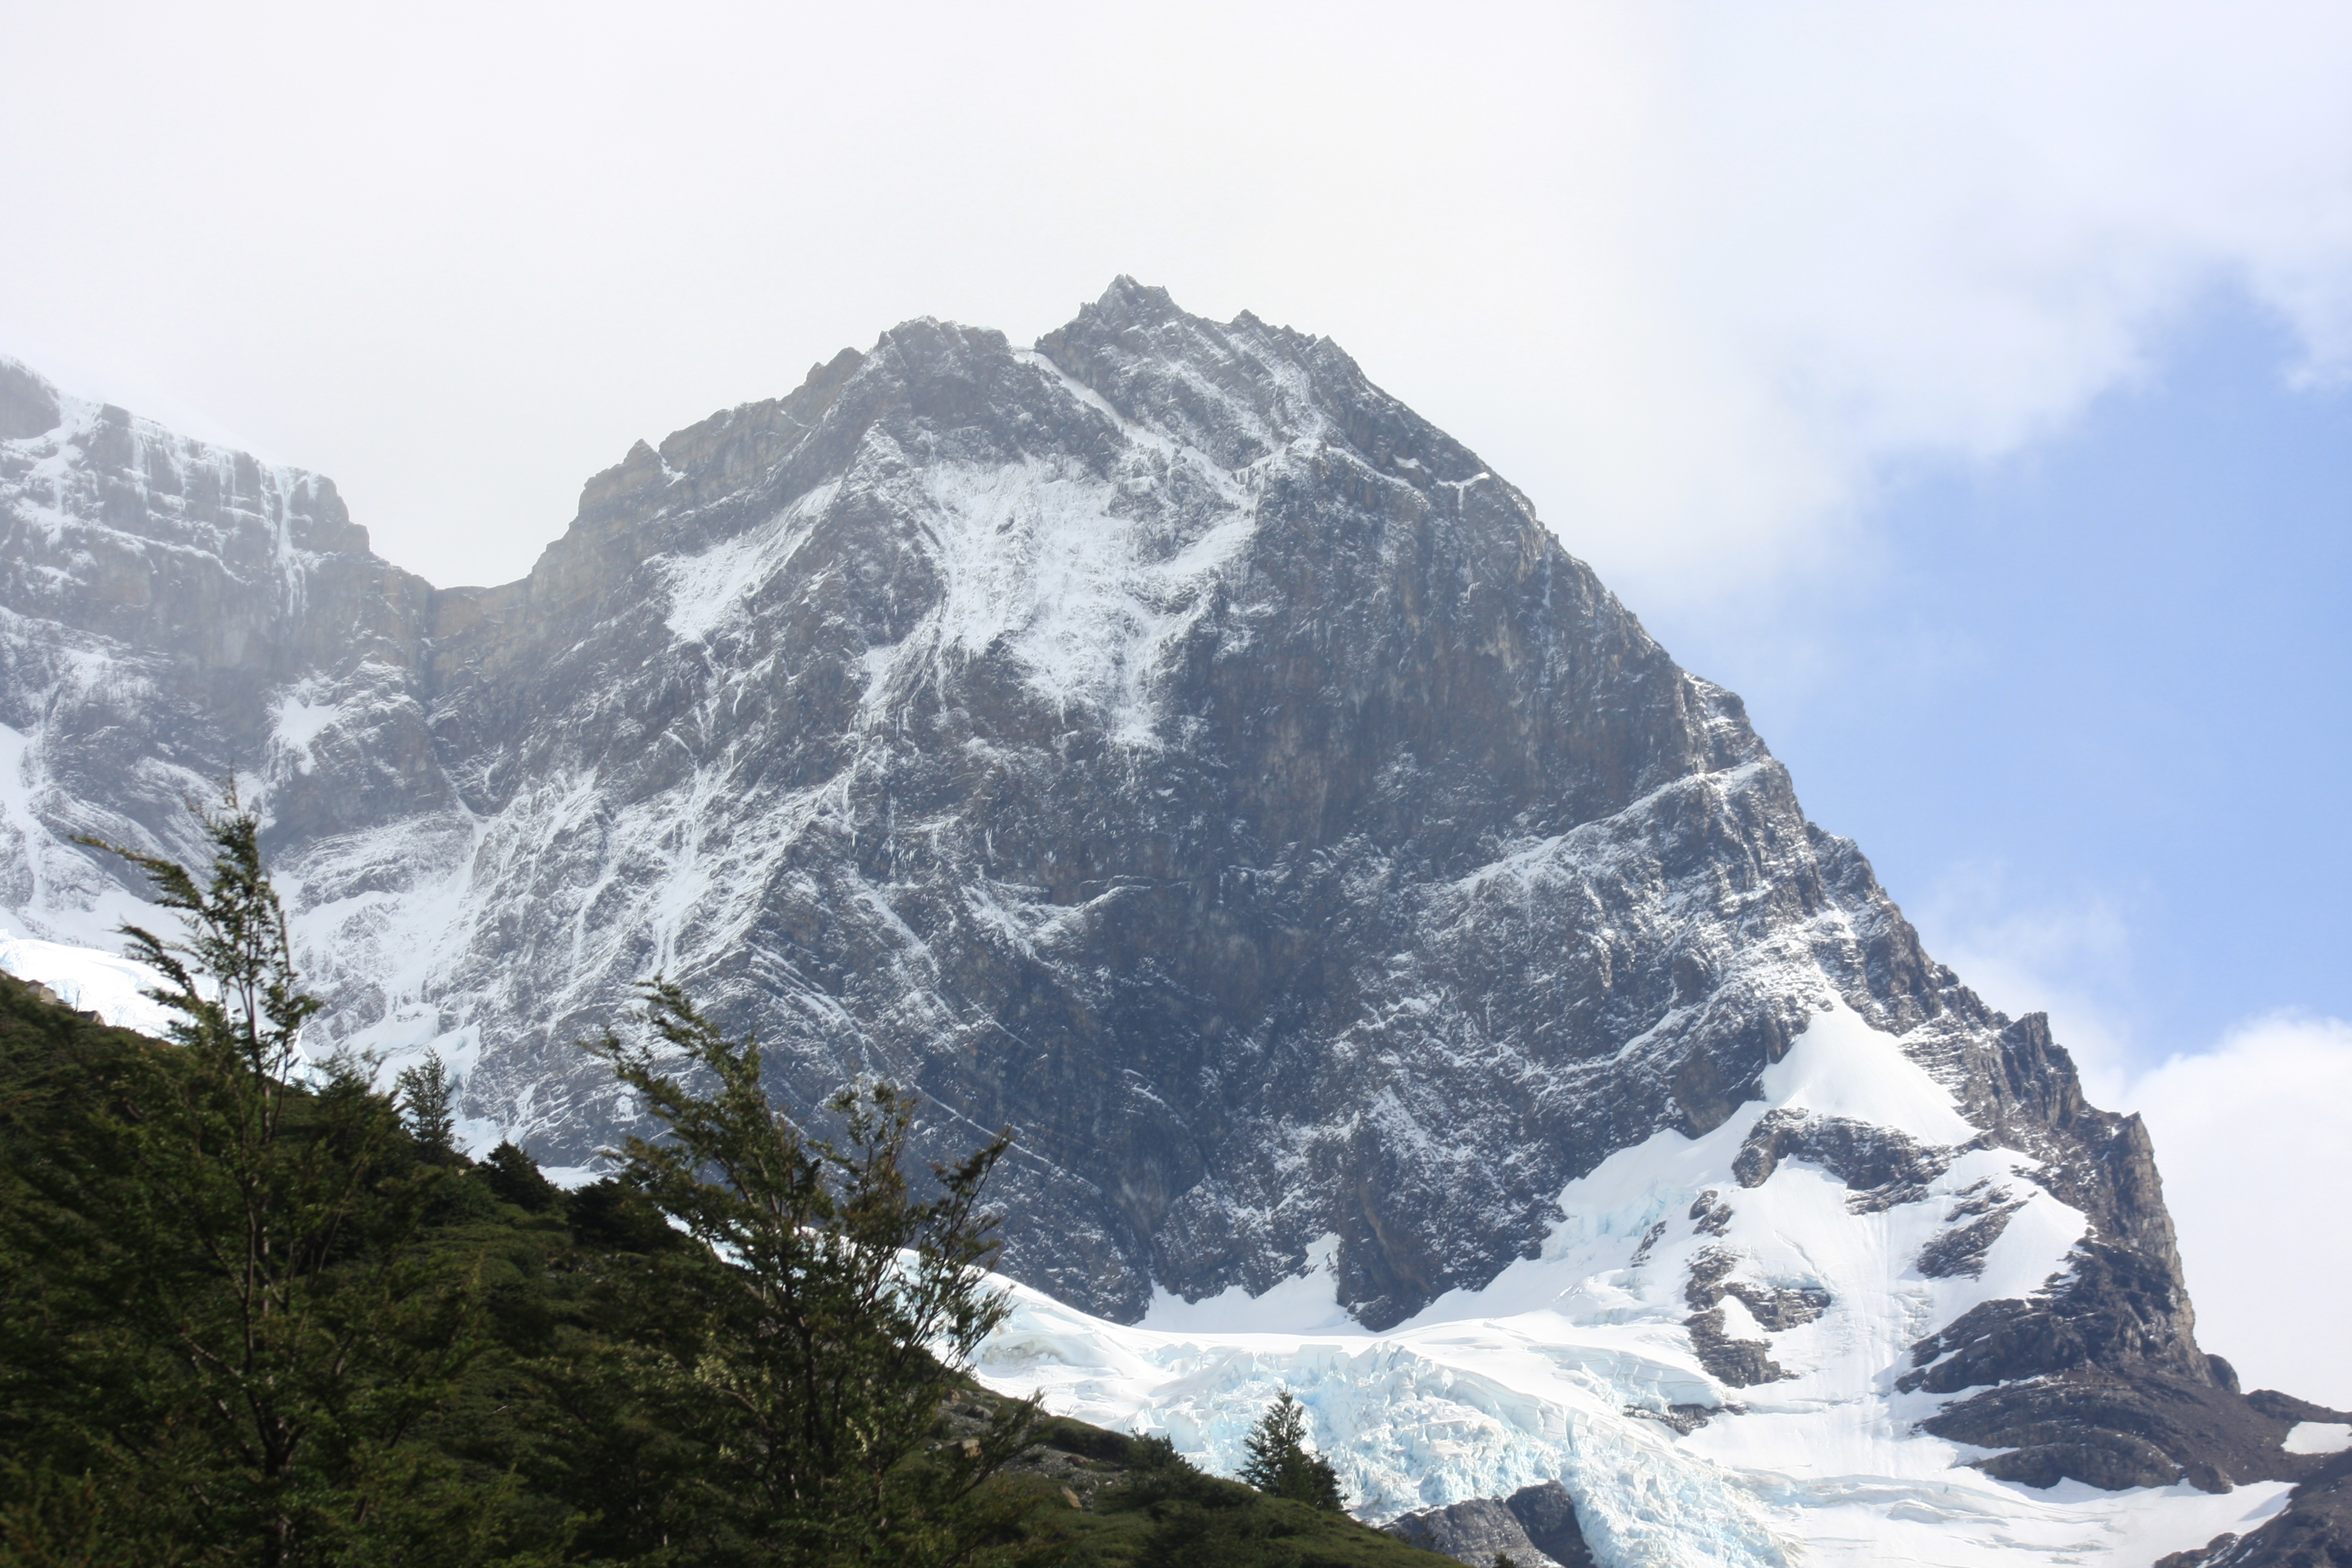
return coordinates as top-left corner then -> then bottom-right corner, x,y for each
976,998 -> 2290,1566
0,926 -> 172,1034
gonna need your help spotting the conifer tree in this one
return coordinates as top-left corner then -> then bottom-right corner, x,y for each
1238,1390 -> 1347,1512
480,1138 -> 560,1211
394,1050 -> 460,1163
580,978 -> 1053,1564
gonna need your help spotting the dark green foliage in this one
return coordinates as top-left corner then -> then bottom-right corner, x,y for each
575,979 -> 1050,1564
0,803 -> 1457,1567
1,958 -> 1457,1566
394,1051 -> 461,1165
483,1141 -> 560,1212
1,797 -> 491,1566
1134,1504 -> 1305,1567
1096,1431 -> 1241,1515
1240,1393 -> 1347,1513
562,1175 -> 681,1254
1011,1424 -> 1446,1567
1114,1438 -> 1304,1567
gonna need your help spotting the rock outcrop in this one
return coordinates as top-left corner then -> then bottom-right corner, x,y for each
1387,1480 -> 1595,1567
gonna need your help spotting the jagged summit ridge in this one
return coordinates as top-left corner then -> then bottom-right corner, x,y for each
1,286 -> 1872,1324
469,287 -> 1775,1319
0,283 -> 2117,1324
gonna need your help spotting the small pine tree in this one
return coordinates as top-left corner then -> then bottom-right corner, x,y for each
1238,1389 -> 1347,1512
394,1049 -> 460,1163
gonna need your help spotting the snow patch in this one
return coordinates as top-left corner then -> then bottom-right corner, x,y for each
1142,1234 -> 1359,1334
854,377 -> 1256,744
2284,1421 -> 2352,1455
660,481 -> 837,644
272,684 -> 344,774
1762,998 -> 1979,1146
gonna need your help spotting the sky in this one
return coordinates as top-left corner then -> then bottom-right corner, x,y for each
5,1 -> 2350,1400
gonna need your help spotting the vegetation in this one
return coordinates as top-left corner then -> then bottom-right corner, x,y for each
395,1051 -> 461,1166
1,801 -> 480,1566
991,1422 -> 1435,1567
0,797 -> 1451,1566
1238,1393 -> 1346,1514
572,980 -> 1044,1563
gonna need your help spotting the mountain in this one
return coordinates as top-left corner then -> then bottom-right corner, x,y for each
3,284 -> 2347,1566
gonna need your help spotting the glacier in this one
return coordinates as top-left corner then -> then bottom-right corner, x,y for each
0,924 -> 2293,1566
974,996 -> 2290,1566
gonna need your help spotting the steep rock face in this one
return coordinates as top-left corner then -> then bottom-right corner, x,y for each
0,291 -> 2322,1535
0,367 -> 441,933
2213,1394 -> 2352,1567
425,285 -> 1837,1324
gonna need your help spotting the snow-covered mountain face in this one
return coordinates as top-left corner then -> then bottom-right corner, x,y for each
968,1006 -> 2318,1566
4,284 -> 2344,1563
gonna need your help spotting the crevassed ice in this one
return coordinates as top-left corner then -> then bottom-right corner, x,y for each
972,990 -> 2293,1568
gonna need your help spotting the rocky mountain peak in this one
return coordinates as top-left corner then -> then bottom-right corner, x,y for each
7,284 -> 2344,1564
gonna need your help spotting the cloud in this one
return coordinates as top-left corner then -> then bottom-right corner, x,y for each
2,3 -> 2348,599
1907,864 -> 2142,1101
2126,1013 -> 2352,1409
1522,2 -> 2352,596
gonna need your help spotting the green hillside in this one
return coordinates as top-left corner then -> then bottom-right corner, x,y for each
0,965 -> 1454,1567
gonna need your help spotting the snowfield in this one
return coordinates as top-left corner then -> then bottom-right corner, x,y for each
0,926 -> 176,1036
974,996 -> 2292,1567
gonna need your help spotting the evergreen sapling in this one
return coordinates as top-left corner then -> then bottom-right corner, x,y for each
1238,1390 -> 1347,1512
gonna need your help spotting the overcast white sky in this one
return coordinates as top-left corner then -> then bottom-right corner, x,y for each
12,2 -> 2349,598
7,0 -> 2351,1401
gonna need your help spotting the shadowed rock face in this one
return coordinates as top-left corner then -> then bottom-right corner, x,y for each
0,290 -> 2333,1521
1387,1480 -> 1595,1567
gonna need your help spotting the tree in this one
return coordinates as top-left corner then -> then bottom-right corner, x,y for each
394,1050 -> 461,1165
577,978 -> 1051,1564
0,792 -> 489,1566
481,1139 -> 560,1212
1238,1391 -> 1346,1512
